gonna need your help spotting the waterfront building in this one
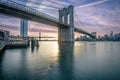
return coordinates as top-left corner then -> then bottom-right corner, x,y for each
0,29 -> 10,41
110,31 -> 113,37
76,31 -> 120,41
109,31 -> 113,40
91,32 -> 97,38
20,19 -> 28,38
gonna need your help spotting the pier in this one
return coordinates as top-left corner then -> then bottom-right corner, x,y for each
6,40 -> 29,48
0,38 -> 40,51
0,41 -> 6,51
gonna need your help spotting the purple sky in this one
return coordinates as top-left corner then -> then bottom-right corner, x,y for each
0,0 -> 120,37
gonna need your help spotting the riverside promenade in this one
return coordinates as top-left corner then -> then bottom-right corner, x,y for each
0,38 -> 39,53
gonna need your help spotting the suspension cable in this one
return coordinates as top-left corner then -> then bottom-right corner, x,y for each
74,14 -> 84,30
15,0 -> 62,9
45,0 -> 69,6
31,6 -> 58,11
75,12 -> 88,32
74,21 -> 84,30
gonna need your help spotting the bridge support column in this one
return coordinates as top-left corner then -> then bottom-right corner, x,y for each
58,5 -> 74,43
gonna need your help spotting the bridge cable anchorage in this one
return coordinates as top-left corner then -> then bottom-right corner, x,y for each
45,0 -> 69,6
16,0 -> 62,9
75,12 -> 88,32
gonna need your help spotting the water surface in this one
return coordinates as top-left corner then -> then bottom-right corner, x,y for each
0,41 -> 120,80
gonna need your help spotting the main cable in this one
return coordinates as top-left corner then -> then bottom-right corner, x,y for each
75,12 -> 88,32
45,0 -> 69,6
31,6 -> 58,11
16,0 -> 62,9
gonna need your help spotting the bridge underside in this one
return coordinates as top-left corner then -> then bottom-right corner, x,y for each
0,3 -> 68,28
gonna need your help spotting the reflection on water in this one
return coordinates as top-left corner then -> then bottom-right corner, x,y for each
58,43 -> 74,80
31,46 -> 39,53
0,41 -> 120,80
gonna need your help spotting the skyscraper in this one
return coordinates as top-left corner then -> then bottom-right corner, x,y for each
110,31 -> 113,37
20,19 -> 28,37
91,32 -> 97,38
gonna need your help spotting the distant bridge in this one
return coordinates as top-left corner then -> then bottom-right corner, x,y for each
0,0 -> 95,42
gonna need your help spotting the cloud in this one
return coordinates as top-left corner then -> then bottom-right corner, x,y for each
0,0 -> 120,37
76,0 -> 110,8
0,24 -> 19,30
0,15 -> 19,25
29,21 -> 57,33
0,15 -> 20,31
29,28 -> 57,33
74,5 -> 120,35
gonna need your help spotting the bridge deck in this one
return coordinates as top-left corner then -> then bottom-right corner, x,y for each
0,0 -> 94,38
0,0 -> 68,28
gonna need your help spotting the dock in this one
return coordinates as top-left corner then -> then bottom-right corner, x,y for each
6,40 -> 29,48
0,41 -> 6,51
0,36 -> 40,52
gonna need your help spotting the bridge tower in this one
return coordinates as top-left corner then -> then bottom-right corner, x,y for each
58,5 -> 74,43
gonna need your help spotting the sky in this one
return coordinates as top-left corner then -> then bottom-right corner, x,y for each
0,0 -> 120,38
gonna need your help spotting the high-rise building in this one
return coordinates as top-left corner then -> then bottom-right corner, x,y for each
91,32 -> 97,38
0,29 -> 10,41
110,31 -> 113,37
20,19 -> 28,37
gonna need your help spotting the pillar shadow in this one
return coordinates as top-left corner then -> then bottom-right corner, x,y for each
31,46 -> 35,53
36,46 -> 39,52
31,45 -> 39,53
58,43 -> 74,80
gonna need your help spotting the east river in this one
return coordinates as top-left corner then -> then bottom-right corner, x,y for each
0,41 -> 120,80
